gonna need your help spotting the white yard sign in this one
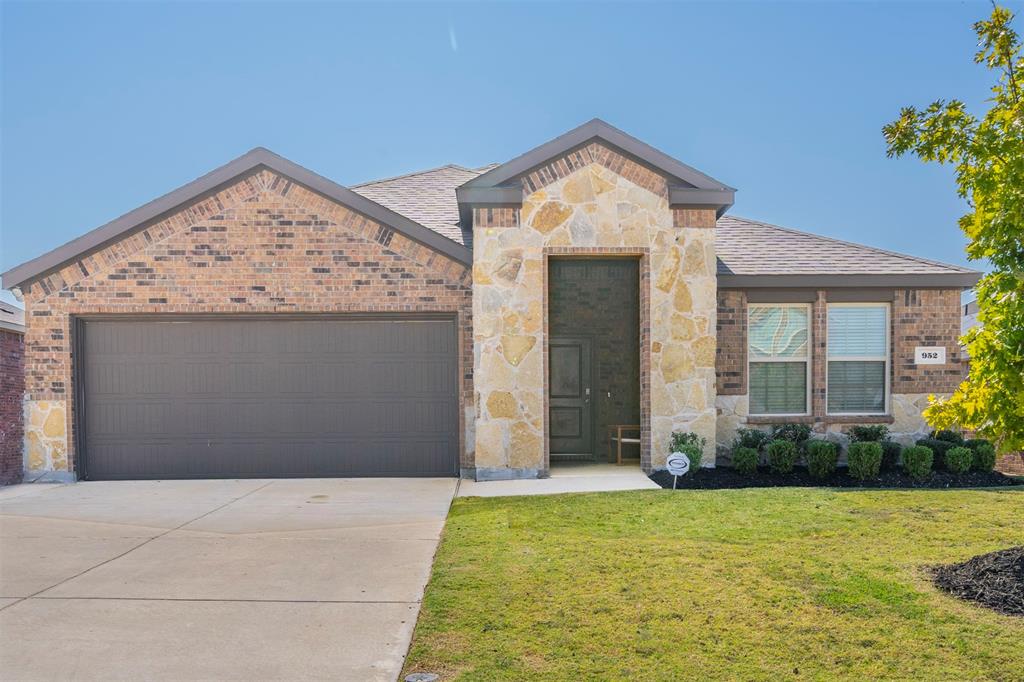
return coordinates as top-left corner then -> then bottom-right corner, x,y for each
914,346 -> 946,365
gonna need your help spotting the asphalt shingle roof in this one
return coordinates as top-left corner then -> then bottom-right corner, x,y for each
0,300 -> 25,331
351,165 -> 974,278
352,164 -> 497,248
715,216 -> 974,276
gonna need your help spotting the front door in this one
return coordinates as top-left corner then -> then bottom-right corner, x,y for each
549,337 -> 593,455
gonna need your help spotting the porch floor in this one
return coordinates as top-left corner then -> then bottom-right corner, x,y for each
457,462 -> 659,498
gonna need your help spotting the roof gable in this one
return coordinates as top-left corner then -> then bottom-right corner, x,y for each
2,148 -> 471,290
456,119 -> 735,220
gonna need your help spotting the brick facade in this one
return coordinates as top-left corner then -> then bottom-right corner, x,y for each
892,288 -> 965,393
1,328 -> 25,484
19,169 -> 474,475
996,453 -> 1024,476
715,290 -> 746,395
715,287 -> 965,451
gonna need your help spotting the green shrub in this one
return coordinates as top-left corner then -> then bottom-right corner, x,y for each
732,447 -> 759,476
766,439 -> 798,474
970,441 -> 997,472
880,440 -> 903,469
771,423 -> 812,446
930,429 -> 964,445
848,425 -> 889,442
847,441 -> 883,481
963,438 -> 992,451
902,445 -> 934,480
916,438 -> 955,468
806,440 -> 838,479
732,428 -> 770,452
945,446 -> 973,474
670,431 -> 706,472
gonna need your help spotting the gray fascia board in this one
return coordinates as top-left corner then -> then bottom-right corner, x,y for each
3,148 -> 470,290
460,118 -> 735,192
668,187 -> 736,207
454,185 -> 523,205
718,272 -> 982,289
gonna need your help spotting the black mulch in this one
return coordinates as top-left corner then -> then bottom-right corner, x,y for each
932,547 -> 1024,617
649,466 -> 1024,490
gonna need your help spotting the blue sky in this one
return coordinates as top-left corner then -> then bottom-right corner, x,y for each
3,1 -> 1019,307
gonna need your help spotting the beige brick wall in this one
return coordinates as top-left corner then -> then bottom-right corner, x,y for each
20,169 -> 474,474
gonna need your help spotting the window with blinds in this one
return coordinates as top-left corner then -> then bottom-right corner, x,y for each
827,304 -> 889,414
748,304 -> 810,415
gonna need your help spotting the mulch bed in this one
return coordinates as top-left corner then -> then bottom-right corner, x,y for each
932,547 -> 1024,617
649,466 -> 1024,490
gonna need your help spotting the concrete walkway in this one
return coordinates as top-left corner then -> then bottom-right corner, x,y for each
457,462 -> 659,498
0,478 -> 457,681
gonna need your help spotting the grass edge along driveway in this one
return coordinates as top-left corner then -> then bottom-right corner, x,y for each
404,487 -> 1024,681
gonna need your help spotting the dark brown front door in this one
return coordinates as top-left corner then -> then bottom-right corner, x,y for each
549,337 -> 593,455
78,317 -> 459,480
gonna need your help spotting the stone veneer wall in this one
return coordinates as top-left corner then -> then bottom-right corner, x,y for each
1,328 -> 25,484
19,170 -> 474,476
715,288 -> 966,456
472,145 -> 718,477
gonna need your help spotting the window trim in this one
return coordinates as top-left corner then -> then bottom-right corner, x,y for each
825,302 -> 890,416
747,302 -> 812,417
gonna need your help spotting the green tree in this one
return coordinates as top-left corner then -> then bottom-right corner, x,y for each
883,4 -> 1024,452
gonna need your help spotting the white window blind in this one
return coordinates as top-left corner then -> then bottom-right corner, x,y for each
827,304 -> 888,414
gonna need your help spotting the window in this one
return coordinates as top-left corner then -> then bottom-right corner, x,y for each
748,304 -> 810,415
827,304 -> 889,414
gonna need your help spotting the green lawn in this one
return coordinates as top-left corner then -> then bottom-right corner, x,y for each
404,487 -> 1024,681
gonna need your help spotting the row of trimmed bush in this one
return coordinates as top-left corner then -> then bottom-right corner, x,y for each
730,425 -> 996,481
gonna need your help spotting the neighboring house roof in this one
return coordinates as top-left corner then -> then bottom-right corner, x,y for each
0,300 -> 25,334
352,163 -> 497,248
715,216 -> 979,288
962,299 -> 980,335
1,148 -> 473,290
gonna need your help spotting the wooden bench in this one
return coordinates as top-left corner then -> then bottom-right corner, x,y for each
607,424 -> 641,465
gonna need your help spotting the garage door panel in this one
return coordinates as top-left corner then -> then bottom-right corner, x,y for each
80,318 -> 459,479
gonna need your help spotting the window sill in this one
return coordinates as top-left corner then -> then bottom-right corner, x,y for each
747,415 -> 815,425
746,415 -> 895,426
823,414 -> 895,424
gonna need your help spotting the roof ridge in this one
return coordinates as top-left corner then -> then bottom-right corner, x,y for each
352,163 -> 477,188
722,215 -> 979,275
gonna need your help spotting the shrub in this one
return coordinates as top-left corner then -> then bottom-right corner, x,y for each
847,441 -> 883,481
930,429 -> 964,445
732,446 -> 759,476
945,446 -> 973,474
848,425 -> 889,442
766,439 -> 798,474
916,438 -> 955,469
902,445 -> 934,480
670,431 -> 706,471
963,437 -> 992,451
733,428 -> 770,452
806,440 -> 838,479
771,423 -> 812,446
970,441 -> 997,472
880,440 -> 903,470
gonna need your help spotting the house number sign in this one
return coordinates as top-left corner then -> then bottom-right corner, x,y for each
914,346 -> 946,365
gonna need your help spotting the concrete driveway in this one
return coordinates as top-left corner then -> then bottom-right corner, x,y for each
0,478 -> 457,681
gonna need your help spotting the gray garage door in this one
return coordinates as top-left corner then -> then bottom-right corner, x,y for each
79,318 -> 459,480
